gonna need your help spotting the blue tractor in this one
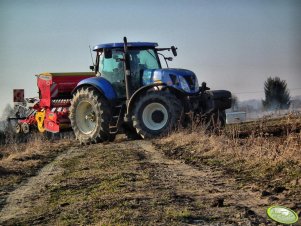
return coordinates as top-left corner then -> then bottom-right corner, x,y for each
69,37 -> 232,144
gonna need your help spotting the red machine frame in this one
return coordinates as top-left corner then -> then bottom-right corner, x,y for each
16,72 -> 95,134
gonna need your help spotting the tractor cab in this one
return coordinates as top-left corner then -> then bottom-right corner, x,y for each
92,42 -> 164,97
92,42 -> 200,99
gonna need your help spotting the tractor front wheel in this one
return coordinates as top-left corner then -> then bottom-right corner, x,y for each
69,87 -> 113,144
132,91 -> 182,139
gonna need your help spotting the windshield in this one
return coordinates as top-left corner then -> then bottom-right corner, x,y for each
98,48 -> 160,74
132,49 -> 160,69
98,48 -> 160,97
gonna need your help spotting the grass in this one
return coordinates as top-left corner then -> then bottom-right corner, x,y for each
0,133 -> 75,210
19,144 -> 154,225
2,141 -> 223,225
165,207 -> 191,220
225,112 -> 301,137
157,114 -> 301,188
1,114 -> 300,225
0,134 -> 72,173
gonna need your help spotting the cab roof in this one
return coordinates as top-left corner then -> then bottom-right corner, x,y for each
93,42 -> 158,51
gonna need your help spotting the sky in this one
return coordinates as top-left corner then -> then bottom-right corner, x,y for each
0,0 -> 301,114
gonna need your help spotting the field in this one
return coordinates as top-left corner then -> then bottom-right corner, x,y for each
0,114 -> 300,225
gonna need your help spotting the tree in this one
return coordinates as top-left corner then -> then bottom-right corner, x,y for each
262,77 -> 290,110
1,104 -> 14,120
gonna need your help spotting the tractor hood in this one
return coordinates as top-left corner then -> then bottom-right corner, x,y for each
142,68 -> 199,94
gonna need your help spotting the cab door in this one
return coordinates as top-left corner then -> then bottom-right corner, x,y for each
99,49 -> 126,98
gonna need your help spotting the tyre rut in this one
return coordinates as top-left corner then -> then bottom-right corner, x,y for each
139,140 -> 270,225
0,146 -> 84,224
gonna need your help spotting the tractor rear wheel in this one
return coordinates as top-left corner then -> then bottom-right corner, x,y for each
132,91 -> 183,139
69,87 -> 113,144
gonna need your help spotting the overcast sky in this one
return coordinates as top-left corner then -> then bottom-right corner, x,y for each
1,0 -> 301,113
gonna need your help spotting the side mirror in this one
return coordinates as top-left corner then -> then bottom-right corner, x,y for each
171,46 -> 177,57
104,48 -> 112,58
89,65 -> 95,71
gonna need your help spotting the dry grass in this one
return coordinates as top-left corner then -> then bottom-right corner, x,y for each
0,130 -> 76,172
157,115 -> 301,188
0,133 -> 75,210
1,134 -> 59,172
1,115 -> 300,225
225,112 -> 301,138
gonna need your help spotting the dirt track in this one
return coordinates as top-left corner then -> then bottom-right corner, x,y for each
0,139 -> 292,225
0,145 -> 83,223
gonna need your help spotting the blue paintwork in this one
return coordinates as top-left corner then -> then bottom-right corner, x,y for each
77,77 -> 117,100
142,68 -> 199,94
93,42 -> 158,51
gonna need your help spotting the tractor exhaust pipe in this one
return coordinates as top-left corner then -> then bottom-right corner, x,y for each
123,37 -> 132,104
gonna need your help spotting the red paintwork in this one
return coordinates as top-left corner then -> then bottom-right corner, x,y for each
38,74 -> 94,108
19,115 -> 36,125
38,76 -> 51,107
52,76 -> 90,94
19,73 -> 95,133
44,109 -> 60,133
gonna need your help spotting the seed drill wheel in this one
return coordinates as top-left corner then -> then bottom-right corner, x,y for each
69,87 -> 114,144
21,123 -> 30,134
15,123 -> 22,133
132,91 -> 183,139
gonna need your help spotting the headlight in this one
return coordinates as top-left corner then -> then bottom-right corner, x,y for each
178,76 -> 190,92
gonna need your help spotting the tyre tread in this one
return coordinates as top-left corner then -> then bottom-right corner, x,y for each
132,91 -> 183,139
69,87 -> 112,144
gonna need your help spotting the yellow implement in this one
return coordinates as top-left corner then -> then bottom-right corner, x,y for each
35,111 -> 46,132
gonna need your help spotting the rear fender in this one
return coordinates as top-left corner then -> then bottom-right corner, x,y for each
72,77 -> 117,101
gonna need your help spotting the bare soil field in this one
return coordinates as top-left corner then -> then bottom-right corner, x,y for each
0,115 -> 300,225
